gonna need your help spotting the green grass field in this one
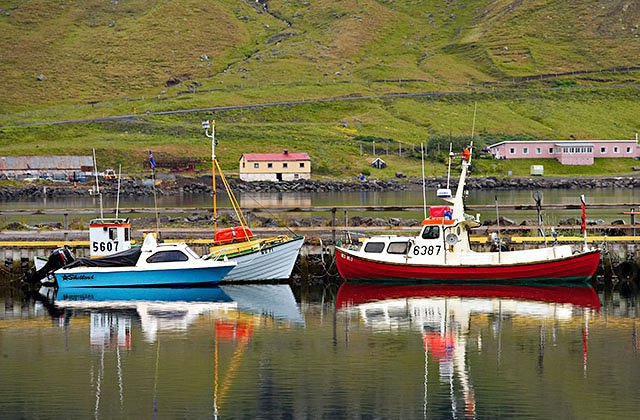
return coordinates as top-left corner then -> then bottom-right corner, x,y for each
1,1 -> 639,179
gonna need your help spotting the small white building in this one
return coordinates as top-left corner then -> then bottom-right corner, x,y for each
0,156 -> 93,179
239,150 -> 311,181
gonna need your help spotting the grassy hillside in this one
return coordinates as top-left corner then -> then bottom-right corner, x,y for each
0,0 -> 639,178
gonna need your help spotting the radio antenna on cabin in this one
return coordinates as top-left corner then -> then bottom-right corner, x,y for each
92,148 -> 104,219
421,142 -> 427,220
115,164 -> 122,220
446,143 -> 453,189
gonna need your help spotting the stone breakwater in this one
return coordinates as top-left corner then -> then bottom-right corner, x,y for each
1,176 -> 639,198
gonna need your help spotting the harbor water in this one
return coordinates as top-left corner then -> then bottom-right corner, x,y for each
2,188 -> 639,229
1,280 -> 639,419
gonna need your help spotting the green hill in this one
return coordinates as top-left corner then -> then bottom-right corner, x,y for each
0,0 -> 639,178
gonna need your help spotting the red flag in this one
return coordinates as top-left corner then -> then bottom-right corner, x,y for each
580,195 -> 586,234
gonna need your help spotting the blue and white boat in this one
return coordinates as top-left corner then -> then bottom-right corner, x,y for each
52,234 -> 237,288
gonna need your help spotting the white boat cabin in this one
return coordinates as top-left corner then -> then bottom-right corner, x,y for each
89,218 -> 131,257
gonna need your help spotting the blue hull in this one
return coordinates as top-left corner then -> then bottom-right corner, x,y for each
55,286 -> 234,302
54,266 -> 235,288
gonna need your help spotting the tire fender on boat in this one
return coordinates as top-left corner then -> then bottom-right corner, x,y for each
615,261 -> 639,284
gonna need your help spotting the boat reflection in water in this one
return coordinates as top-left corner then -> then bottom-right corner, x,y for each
336,282 -> 601,419
42,284 -> 304,344
36,284 -> 303,419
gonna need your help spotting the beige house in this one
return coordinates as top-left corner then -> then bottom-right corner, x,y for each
239,150 -> 311,181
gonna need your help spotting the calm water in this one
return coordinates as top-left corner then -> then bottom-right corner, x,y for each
1,280 -> 639,419
2,188 -> 638,226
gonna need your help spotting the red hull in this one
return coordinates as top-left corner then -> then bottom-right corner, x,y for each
335,248 -> 601,282
336,282 -> 601,310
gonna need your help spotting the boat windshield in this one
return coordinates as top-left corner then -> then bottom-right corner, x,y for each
184,245 -> 202,259
422,226 -> 440,239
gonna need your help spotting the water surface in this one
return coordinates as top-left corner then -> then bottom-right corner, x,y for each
1,280 -> 639,419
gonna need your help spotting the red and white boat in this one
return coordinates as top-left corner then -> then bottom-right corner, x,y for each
335,146 -> 601,283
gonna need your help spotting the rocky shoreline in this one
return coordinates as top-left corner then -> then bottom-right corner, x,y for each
1,175 -> 639,199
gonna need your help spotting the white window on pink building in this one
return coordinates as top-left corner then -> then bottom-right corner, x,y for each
536,148 -> 541,154
614,147 -> 619,153
549,147 -> 553,153
523,147 -> 528,155
509,148 -> 515,154
627,147 -> 632,153
600,147 -> 607,154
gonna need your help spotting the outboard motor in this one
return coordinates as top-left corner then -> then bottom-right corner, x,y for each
23,247 -> 75,285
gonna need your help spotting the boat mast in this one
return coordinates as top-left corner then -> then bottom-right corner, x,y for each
203,120 -> 218,234
115,164 -> 122,220
446,143 -> 453,190
92,148 -> 104,219
421,143 -> 427,220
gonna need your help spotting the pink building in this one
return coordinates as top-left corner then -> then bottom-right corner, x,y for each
488,139 -> 640,165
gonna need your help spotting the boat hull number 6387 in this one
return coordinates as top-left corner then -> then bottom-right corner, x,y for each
413,245 -> 441,256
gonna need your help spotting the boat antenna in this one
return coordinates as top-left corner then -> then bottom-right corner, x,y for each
533,191 -> 546,245
115,164 -> 122,220
203,119 -> 218,234
495,195 -> 502,263
149,150 -> 161,240
421,142 -> 427,220
92,148 -> 104,219
446,143 -> 453,189
471,101 -> 478,139
580,194 -> 588,250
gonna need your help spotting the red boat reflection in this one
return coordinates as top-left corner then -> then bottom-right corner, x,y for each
336,282 -> 601,311
336,282 -> 600,419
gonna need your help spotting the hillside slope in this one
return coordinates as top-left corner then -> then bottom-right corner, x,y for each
1,0 -> 638,107
0,1 -> 638,178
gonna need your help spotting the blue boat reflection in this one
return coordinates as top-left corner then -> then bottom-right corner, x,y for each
40,284 -> 304,345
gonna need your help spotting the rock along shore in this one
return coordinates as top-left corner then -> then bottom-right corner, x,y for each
1,175 -> 639,199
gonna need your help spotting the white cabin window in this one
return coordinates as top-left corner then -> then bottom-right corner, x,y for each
387,242 -> 410,254
364,242 -> 385,253
422,226 -> 440,240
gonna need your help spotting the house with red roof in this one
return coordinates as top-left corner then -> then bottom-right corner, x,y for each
239,149 -> 311,181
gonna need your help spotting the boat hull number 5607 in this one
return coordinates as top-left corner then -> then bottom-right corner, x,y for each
413,245 -> 441,256
92,241 -> 119,253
